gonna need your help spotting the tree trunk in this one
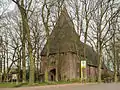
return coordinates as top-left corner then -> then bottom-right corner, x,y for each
22,28 -> 26,83
17,48 -> 21,82
19,3 -> 34,85
36,45 -> 39,82
25,16 -> 34,85
19,4 -> 27,83
3,47 -> 6,82
97,17 -> 102,83
45,37 -> 49,82
26,20 -> 34,84
113,33 -> 117,82
98,46 -> 102,83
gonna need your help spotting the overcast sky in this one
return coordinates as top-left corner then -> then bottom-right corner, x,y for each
9,1 -> 15,11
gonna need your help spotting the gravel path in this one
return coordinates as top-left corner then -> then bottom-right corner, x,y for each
1,83 -> 120,90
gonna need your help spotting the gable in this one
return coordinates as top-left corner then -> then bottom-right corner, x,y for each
41,7 -> 98,66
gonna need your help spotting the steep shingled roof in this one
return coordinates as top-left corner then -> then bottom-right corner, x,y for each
41,7 -> 98,66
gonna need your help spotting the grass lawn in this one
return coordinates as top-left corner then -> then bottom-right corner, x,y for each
0,82 -> 21,88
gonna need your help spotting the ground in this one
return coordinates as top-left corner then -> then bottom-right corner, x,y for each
1,83 -> 120,90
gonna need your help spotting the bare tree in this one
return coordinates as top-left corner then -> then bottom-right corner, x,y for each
12,0 -> 35,84
89,0 -> 120,82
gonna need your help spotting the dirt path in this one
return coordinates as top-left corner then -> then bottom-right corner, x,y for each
1,83 -> 120,90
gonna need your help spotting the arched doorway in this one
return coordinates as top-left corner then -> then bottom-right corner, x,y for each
49,68 -> 56,81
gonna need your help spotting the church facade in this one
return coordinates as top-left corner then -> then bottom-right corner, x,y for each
40,8 -> 101,81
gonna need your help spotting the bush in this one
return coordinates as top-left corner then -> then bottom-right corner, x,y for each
101,71 -> 113,83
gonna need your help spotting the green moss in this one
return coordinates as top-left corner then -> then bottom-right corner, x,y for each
0,83 -> 20,88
